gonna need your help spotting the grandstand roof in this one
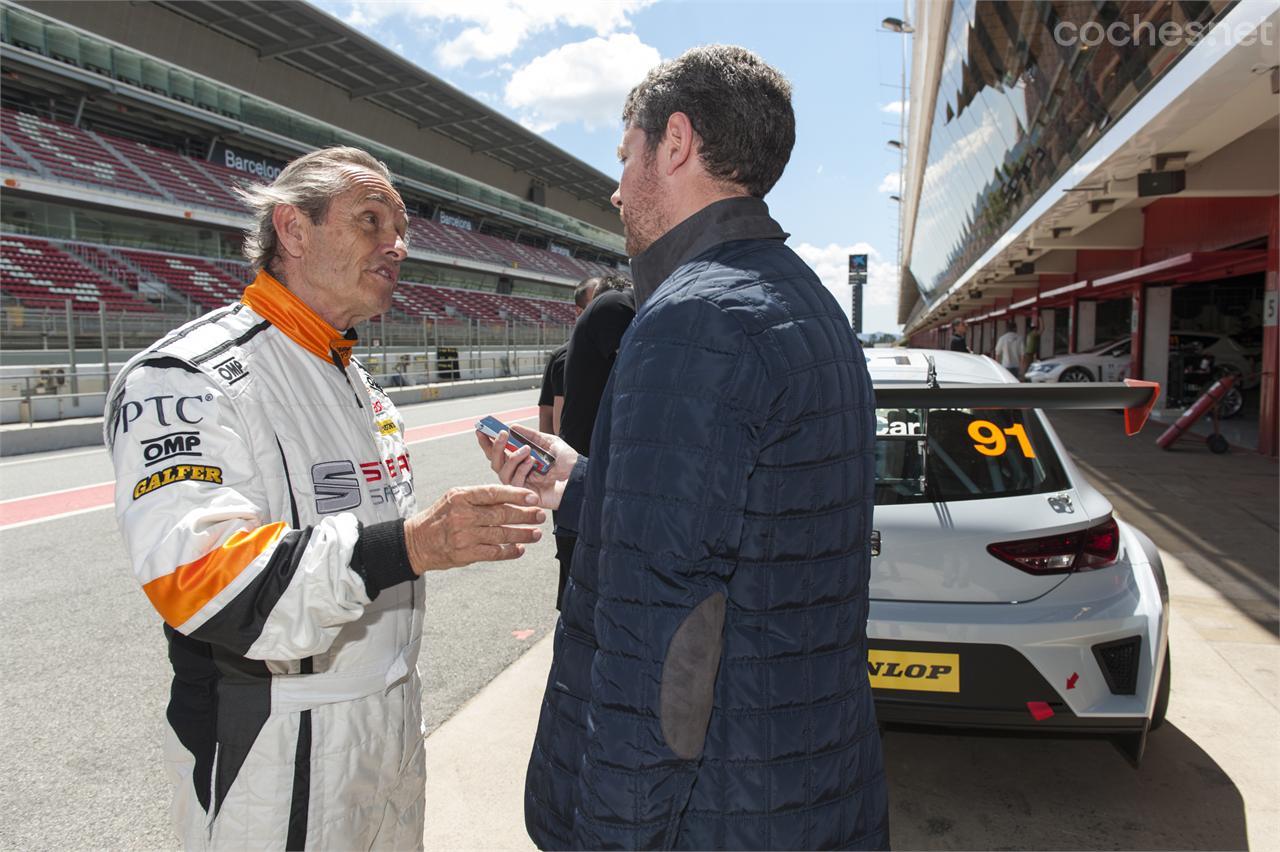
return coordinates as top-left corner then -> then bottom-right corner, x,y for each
153,0 -> 619,211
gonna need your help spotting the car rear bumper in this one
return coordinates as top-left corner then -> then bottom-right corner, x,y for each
867,546 -> 1168,728
869,638 -> 1148,732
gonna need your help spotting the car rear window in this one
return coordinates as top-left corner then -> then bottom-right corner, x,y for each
875,408 -> 1070,505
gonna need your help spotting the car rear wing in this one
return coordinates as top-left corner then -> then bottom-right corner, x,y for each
874,379 -> 1160,436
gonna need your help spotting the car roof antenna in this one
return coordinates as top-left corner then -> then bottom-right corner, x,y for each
924,355 -> 939,389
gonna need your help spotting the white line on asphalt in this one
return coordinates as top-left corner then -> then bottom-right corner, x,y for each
0,505 -> 116,532
0,417 -> 537,530
0,447 -> 105,467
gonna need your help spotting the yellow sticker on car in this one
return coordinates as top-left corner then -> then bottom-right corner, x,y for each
376,419 -> 399,436
868,650 -> 960,693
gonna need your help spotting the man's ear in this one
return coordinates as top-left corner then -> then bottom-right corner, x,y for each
661,112 -> 698,177
272,205 -> 306,260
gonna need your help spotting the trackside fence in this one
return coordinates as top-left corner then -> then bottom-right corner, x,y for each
0,302 -> 569,424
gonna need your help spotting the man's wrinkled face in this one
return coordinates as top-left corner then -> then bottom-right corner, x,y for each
298,168 -> 408,328
611,126 -> 665,258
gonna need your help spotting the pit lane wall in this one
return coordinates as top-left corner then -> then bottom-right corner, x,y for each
0,374 -> 541,457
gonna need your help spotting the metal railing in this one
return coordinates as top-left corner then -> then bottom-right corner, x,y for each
1,304 -> 570,349
0,301 -> 569,424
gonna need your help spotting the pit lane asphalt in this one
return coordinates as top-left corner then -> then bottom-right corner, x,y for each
0,388 -> 560,849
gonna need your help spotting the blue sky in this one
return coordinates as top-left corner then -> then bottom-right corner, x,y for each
313,0 -> 912,335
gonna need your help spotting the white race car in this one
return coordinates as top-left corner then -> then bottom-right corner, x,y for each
1026,333 -> 1257,386
867,350 -> 1170,762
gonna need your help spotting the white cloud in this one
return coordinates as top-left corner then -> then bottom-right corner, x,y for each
880,100 -> 908,115
504,33 -> 661,132
792,241 -> 901,333
877,171 -> 901,194
336,0 -> 656,68
1068,158 -> 1102,183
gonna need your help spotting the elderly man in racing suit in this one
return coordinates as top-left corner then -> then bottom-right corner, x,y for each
105,146 -> 543,850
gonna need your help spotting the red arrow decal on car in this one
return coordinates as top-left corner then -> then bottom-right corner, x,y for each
1067,672 -> 1079,690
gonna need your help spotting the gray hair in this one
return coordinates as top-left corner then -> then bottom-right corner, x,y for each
585,273 -> 632,294
622,45 -> 795,198
236,146 -> 394,271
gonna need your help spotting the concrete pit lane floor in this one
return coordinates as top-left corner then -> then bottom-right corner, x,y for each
0,395 -> 1274,850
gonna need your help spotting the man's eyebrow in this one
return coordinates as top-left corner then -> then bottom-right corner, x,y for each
359,192 -> 408,218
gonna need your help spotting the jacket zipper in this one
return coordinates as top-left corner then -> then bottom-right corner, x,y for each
330,348 -> 363,409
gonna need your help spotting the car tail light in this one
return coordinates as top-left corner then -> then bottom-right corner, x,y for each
987,518 -> 1121,575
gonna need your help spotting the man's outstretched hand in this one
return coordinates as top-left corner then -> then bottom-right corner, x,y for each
475,424 -> 577,510
404,484 -> 545,572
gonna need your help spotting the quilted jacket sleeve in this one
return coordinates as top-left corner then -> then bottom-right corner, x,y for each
574,294 -> 773,850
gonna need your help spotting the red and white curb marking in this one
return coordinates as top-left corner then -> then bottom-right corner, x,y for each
0,406 -> 537,532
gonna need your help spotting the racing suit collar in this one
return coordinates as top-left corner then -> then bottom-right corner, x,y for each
242,270 -> 357,367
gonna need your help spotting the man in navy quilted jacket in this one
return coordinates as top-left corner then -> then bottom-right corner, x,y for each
480,44 -> 889,851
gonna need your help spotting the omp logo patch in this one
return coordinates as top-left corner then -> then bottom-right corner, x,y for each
141,431 -> 201,467
867,650 -> 960,693
376,419 -> 399,436
213,355 -> 249,385
133,465 -> 223,499
312,460 -> 362,513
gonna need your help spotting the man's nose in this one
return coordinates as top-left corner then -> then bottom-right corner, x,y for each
610,187 -> 622,211
387,234 -> 408,261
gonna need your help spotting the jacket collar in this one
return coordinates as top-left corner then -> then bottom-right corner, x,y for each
630,196 -> 788,308
241,270 -> 356,367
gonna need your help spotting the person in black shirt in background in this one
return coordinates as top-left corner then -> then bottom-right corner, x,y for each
949,319 -> 970,352
537,278 -> 597,434
552,272 -> 635,608
559,274 -> 635,455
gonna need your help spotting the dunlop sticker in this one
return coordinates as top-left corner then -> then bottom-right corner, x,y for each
133,465 -> 224,500
868,649 -> 960,693
376,419 -> 400,436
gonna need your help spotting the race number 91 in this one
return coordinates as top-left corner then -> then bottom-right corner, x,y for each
968,420 -> 1035,458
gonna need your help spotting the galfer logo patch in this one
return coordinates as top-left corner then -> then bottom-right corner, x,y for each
133,465 -> 223,500
311,460 -> 362,514
141,431 -> 202,467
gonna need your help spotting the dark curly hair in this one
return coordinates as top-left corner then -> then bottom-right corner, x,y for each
622,45 -> 795,198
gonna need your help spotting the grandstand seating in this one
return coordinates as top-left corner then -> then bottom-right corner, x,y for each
65,243 -> 142,292
0,234 -> 156,312
2,107 -> 618,285
118,248 -> 245,310
0,135 -> 36,172
0,108 -> 162,199
1,231 -> 581,323
112,138 -> 246,213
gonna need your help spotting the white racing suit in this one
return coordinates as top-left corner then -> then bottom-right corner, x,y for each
106,271 -> 425,850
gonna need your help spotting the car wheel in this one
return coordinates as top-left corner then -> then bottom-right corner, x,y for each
1215,386 -> 1244,419
1149,650 -> 1171,731
1059,366 -> 1093,382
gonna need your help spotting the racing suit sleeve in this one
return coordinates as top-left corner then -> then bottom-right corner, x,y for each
573,297 -> 769,850
108,361 -> 414,660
